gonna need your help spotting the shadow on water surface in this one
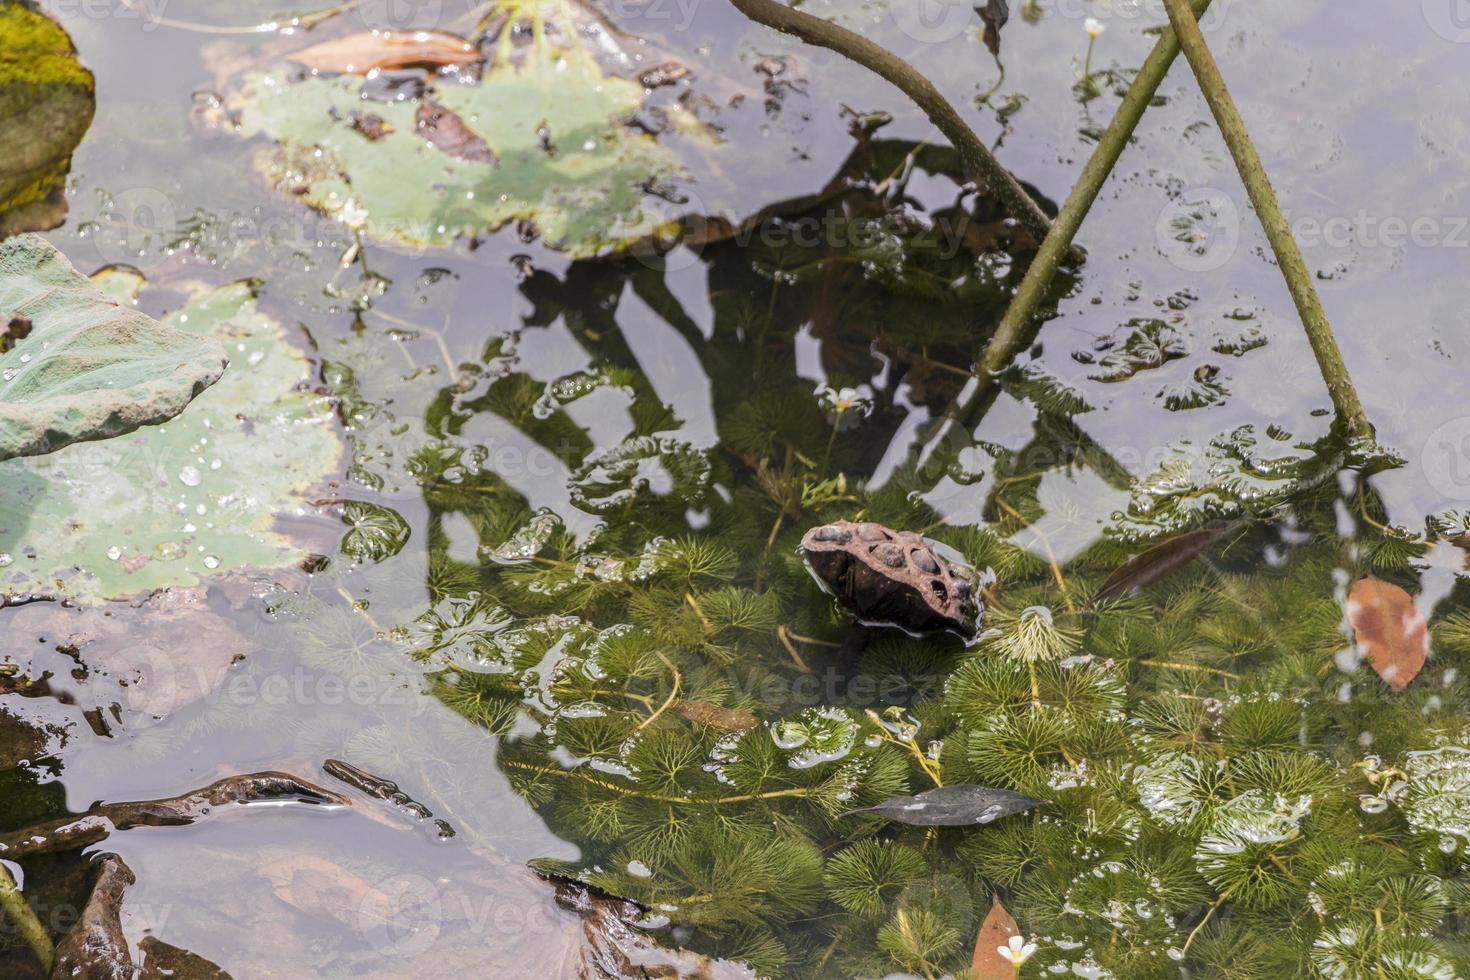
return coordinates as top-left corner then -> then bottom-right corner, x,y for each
4,0 -> 1470,976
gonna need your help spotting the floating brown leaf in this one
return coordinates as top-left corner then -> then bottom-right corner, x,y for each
976,0 -> 1009,57
1347,578 -> 1428,692
417,97 -> 499,165
671,698 -> 760,732
289,30 -> 480,75
1095,525 -> 1228,603
972,895 -> 1021,980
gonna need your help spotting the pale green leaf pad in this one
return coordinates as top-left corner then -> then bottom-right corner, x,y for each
0,235 -> 228,461
0,280 -> 343,601
227,5 -> 704,256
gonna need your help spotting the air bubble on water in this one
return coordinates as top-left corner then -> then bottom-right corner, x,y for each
203,555 -> 221,569
1358,794 -> 1388,814
864,734 -> 882,748
1166,948 -> 1185,962
0,553 -> 11,567
2,369 -> 15,382
178,466 -> 202,487
626,860 -> 653,878
17,354 -> 30,363
1439,835 -> 1459,854
106,546 -> 122,561
210,459 -> 222,470
182,523 -> 197,533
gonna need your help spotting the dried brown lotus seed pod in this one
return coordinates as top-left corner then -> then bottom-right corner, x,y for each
800,520 -> 981,638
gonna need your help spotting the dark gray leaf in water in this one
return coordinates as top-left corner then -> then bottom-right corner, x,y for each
1094,525 -> 1231,603
976,0 -> 1009,57
839,784 -> 1041,826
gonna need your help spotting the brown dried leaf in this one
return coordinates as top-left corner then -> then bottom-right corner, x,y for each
417,97 -> 499,165
976,0 -> 1009,57
671,698 -> 759,732
1347,578 -> 1428,692
289,30 -> 480,75
971,894 -> 1021,980
1095,526 -> 1228,603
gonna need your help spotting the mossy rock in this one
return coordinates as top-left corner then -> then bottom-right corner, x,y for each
0,1 -> 96,236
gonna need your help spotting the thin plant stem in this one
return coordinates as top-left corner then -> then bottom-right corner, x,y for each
921,0 -> 1213,460
634,654 -> 682,733
1161,0 -> 1374,442
119,0 -> 367,34
726,0 -> 1054,245
1182,889 -> 1232,955
0,862 -> 53,973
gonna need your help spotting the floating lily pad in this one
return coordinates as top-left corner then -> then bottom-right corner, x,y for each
227,2 -> 707,257
0,4 -> 95,235
0,235 -> 226,461
339,499 -> 410,564
0,279 -> 342,602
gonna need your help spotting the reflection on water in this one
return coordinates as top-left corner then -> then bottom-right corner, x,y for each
4,0 -> 1470,976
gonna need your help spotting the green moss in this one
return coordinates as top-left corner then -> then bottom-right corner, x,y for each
0,6 -> 92,90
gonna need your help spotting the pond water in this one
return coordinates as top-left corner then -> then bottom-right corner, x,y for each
3,0 -> 1470,976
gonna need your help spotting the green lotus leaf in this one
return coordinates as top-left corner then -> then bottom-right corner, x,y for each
0,278 -> 342,602
339,500 -> 411,564
226,3 -> 704,257
0,235 -> 227,461
0,3 -> 95,235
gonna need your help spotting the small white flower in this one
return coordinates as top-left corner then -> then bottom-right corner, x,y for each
1084,16 -> 1106,38
339,198 -> 369,231
814,383 -> 874,429
998,934 -> 1038,966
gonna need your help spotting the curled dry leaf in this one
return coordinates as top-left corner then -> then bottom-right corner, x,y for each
1347,577 -> 1428,692
289,29 -> 481,75
972,895 -> 1021,980
976,0 -> 1009,57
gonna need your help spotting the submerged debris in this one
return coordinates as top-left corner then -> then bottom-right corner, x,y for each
323,759 -> 456,840
51,854 -> 136,980
801,521 -> 981,638
0,313 -> 30,353
839,784 -> 1042,826
0,772 -> 345,859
